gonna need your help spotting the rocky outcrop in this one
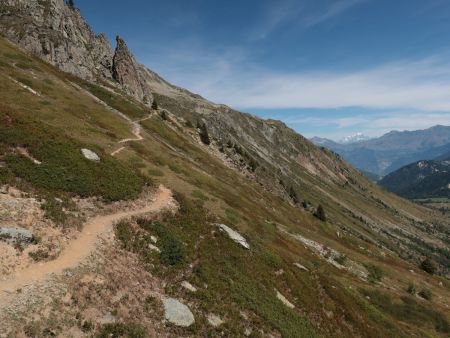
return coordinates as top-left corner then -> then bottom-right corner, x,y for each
0,0 -> 159,103
112,36 -> 152,103
0,0 -> 114,80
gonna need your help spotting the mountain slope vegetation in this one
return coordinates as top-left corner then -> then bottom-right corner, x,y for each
380,160 -> 450,199
0,1 -> 449,337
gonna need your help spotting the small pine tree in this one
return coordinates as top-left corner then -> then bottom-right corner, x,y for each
314,204 -> 326,221
160,110 -> 167,121
289,186 -> 299,204
66,0 -> 75,8
406,283 -> 416,295
198,122 -> 210,145
151,99 -> 158,110
420,258 -> 437,275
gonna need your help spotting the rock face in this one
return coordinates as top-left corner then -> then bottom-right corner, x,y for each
0,0 -> 114,80
162,297 -> 195,327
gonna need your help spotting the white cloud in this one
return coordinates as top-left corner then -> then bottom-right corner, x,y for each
161,54 -> 450,113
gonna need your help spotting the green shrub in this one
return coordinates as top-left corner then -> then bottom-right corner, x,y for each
406,283 -> 416,295
141,221 -> 184,266
160,236 -> 184,266
366,264 -> 384,283
96,323 -> 147,338
418,288 -> 432,301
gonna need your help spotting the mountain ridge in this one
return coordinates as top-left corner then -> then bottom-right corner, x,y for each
311,125 -> 450,176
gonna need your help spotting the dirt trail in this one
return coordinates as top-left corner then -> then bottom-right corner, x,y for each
111,114 -> 154,155
0,186 -> 173,297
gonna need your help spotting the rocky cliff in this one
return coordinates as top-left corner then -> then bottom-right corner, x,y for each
0,0 -> 113,80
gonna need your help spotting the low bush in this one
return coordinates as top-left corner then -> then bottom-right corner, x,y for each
96,323 -> 147,338
225,208 -> 240,224
28,249 -> 49,262
361,289 -> 448,333
406,283 -> 416,295
5,142 -> 143,201
0,113 -> 145,201
418,288 -> 432,301
191,189 -> 208,201
366,264 -> 384,283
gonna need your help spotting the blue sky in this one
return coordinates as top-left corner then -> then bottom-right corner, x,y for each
76,0 -> 450,140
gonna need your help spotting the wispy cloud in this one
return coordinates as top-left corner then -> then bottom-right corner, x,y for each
251,0 -> 366,40
165,54 -> 450,113
304,0 -> 367,27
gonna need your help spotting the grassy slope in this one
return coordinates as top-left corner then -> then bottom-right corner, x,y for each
0,37 -> 448,337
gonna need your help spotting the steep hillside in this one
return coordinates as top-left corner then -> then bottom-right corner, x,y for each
0,1 -> 449,337
311,126 -> 450,176
380,160 -> 450,199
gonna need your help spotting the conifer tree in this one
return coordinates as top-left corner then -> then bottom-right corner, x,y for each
198,122 -> 210,145
314,204 -> 326,221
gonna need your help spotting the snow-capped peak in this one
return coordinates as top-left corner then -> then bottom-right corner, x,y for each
339,132 -> 371,144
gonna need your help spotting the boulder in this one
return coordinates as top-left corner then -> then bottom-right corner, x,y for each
0,227 -> 34,248
275,289 -> 295,309
216,224 -> 249,249
81,148 -> 100,162
163,298 -> 195,327
293,263 -> 309,272
181,281 -> 197,292
207,313 -> 224,327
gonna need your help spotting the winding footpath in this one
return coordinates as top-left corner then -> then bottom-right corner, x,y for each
0,186 -> 173,299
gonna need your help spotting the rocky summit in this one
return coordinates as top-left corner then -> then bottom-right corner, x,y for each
0,1 -> 449,337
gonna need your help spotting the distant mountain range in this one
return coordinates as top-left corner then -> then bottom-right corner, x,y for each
379,156 -> 450,199
311,125 -> 450,176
